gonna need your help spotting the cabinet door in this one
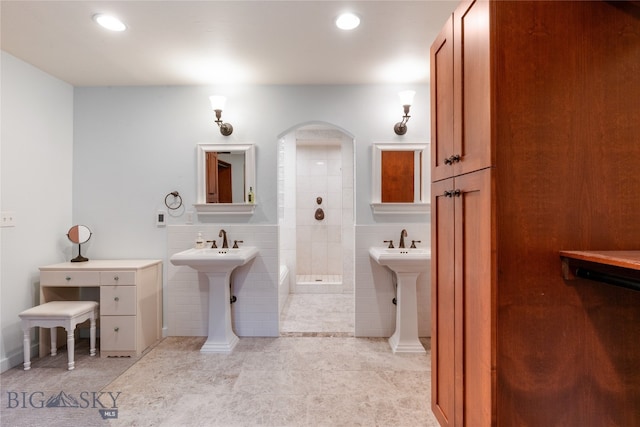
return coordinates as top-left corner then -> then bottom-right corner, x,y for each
455,168 -> 493,427
430,15 -> 455,182
453,0 -> 492,176
431,178 -> 457,426
432,169 -> 493,427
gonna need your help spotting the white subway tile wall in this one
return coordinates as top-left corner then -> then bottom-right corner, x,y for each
167,225 -> 280,337
166,221 -> 430,338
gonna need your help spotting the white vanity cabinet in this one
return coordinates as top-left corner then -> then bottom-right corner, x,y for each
39,260 -> 162,358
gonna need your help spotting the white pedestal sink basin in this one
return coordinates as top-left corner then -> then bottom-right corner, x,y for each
369,247 -> 430,353
170,246 -> 258,353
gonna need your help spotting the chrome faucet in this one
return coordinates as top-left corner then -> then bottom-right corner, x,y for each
219,229 -> 228,248
399,229 -> 408,248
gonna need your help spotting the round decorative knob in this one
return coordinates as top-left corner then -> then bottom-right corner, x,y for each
114,296 -> 119,302
65,277 -> 71,281
114,327 -> 119,332
114,276 -> 119,281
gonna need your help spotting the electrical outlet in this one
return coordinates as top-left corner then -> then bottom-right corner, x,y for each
1,211 -> 16,227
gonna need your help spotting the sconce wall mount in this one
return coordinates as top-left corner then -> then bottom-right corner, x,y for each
393,90 -> 416,136
209,95 -> 234,136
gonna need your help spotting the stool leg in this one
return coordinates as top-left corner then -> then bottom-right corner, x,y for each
23,328 -> 31,371
89,316 -> 96,357
50,328 -> 57,356
66,329 -> 75,371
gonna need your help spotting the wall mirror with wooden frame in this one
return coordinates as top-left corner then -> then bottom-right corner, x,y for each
371,142 -> 430,214
194,143 -> 256,215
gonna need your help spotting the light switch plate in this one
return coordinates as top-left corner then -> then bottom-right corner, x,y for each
156,210 -> 167,226
1,211 -> 16,227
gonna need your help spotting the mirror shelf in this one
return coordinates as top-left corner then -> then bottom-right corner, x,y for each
193,203 -> 256,215
195,143 -> 256,215
370,202 -> 430,214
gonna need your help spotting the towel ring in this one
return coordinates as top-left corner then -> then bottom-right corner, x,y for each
164,191 -> 183,210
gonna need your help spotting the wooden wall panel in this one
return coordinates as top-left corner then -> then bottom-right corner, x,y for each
493,1 -> 640,425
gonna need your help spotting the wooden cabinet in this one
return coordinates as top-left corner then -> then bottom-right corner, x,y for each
430,1 -> 640,426
430,0 -> 491,183
39,260 -> 162,358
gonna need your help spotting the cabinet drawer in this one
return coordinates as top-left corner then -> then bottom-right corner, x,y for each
100,286 -> 136,315
100,271 -> 136,286
100,316 -> 136,351
40,271 -> 100,287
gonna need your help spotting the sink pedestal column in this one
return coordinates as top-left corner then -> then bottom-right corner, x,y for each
389,271 -> 426,353
200,271 -> 238,353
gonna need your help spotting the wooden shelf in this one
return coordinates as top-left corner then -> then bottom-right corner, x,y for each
560,250 -> 640,291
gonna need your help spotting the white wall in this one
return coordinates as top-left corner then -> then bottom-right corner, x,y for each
0,62 -> 432,370
72,85 -> 431,338
72,84 -> 429,245
0,52 -> 74,372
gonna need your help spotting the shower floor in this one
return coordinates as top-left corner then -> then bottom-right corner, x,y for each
296,274 -> 342,284
295,274 -> 343,293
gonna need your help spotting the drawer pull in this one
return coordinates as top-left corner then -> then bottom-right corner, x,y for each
114,296 -> 120,302
114,276 -> 119,281
444,154 -> 461,165
114,327 -> 120,332
65,277 -> 71,281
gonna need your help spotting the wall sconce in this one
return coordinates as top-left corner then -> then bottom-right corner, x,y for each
209,95 -> 234,136
393,90 -> 416,135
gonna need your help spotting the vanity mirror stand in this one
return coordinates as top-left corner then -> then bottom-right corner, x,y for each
67,224 -> 92,262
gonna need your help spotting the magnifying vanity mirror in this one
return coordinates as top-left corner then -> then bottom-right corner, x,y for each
67,224 -> 92,262
194,143 -> 256,215
371,142 -> 430,214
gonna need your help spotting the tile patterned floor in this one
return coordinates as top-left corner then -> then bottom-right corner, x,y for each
2,294 -> 438,426
105,336 -> 438,426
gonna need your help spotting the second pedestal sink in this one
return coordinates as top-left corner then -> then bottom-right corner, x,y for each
369,246 -> 430,353
170,246 -> 258,353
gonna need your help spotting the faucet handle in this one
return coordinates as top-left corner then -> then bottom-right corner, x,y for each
410,240 -> 421,249
207,240 -> 217,248
384,240 -> 394,248
232,240 -> 243,248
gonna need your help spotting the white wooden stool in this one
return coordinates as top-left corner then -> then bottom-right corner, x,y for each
19,301 -> 98,371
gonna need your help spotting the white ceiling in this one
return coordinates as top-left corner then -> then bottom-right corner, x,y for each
0,0 -> 457,87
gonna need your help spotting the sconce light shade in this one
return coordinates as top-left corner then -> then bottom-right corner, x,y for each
394,90 -> 415,135
209,95 -> 227,111
398,90 -> 416,107
209,95 -> 233,136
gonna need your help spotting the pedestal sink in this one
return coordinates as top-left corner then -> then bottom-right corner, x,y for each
369,247 -> 430,353
170,246 -> 258,353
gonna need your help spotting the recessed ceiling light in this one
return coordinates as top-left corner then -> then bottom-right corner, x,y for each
335,13 -> 360,31
93,13 -> 127,32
